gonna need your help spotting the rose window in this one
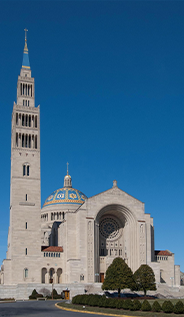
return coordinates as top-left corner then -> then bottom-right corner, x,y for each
99,218 -> 120,240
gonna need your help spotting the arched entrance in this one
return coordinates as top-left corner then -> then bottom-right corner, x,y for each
49,268 -> 55,283
57,268 -> 62,283
94,204 -> 137,281
41,268 -> 47,283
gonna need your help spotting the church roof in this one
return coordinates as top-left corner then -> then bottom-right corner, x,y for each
42,246 -> 63,252
43,187 -> 87,207
155,250 -> 172,256
43,166 -> 87,207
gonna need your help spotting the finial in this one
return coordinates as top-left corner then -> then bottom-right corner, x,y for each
64,163 -> 72,188
24,28 -> 28,41
24,28 -> 28,51
113,180 -> 117,187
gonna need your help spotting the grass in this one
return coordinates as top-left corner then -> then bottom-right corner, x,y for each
57,300 -> 184,317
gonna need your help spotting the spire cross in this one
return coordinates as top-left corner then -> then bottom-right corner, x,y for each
67,162 -> 69,175
24,28 -> 28,41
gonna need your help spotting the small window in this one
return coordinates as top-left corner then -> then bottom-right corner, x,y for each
24,268 -> 28,278
25,248 -> 27,255
80,274 -> 84,281
23,164 -> 30,176
25,222 -> 27,229
25,194 -> 27,201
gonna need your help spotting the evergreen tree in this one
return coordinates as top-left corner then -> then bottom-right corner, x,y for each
133,264 -> 156,296
102,257 -> 135,297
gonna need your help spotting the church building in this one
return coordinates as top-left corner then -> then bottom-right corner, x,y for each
0,33 -> 181,297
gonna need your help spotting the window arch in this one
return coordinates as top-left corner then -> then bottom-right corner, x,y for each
24,268 -> 28,278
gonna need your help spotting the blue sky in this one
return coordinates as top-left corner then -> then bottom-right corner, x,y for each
0,1 -> 184,272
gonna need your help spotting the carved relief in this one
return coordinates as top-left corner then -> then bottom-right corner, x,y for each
87,221 -> 93,282
139,223 -> 146,263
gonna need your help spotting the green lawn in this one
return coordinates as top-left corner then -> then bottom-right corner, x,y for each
57,300 -> 184,317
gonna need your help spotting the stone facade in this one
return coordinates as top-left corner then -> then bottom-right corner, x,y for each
0,35 -> 181,298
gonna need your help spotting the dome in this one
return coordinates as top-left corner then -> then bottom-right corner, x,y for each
43,164 -> 87,207
43,187 -> 87,207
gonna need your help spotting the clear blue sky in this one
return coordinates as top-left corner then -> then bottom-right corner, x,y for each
0,1 -> 184,272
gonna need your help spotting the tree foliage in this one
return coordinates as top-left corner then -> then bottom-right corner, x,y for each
132,264 -> 156,296
102,257 -> 135,297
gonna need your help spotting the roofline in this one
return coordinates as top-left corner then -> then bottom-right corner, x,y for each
88,186 -> 144,204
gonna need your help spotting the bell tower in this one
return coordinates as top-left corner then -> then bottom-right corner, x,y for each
4,30 -> 41,284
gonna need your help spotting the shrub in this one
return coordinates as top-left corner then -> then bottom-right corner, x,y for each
52,289 -> 62,299
88,294 -> 101,306
152,300 -> 162,312
122,299 -> 133,310
31,289 -> 38,297
99,295 -> 108,307
72,294 -> 102,306
162,300 -> 174,313
174,301 -> 184,314
29,289 -> 41,300
130,299 -> 141,311
116,299 -> 124,309
106,298 -> 117,308
141,299 -> 151,311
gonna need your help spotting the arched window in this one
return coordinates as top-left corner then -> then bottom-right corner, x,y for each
24,268 -> 28,278
25,134 -> 28,148
29,135 -> 31,148
16,113 -> 18,125
22,114 -> 25,126
22,134 -> 25,147
35,135 -> 37,149
35,116 -> 37,128
41,268 -> 47,283
23,164 -> 30,176
32,115 -> 34,128
16,133 -> 18,147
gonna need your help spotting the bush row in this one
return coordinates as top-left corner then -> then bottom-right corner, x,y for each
29,288 -> 63,300
72,294 -> 184,314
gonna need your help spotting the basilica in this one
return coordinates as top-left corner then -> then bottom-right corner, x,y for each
0,34 -> 181,298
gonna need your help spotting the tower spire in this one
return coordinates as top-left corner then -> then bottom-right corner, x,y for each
22,28 -> 30,69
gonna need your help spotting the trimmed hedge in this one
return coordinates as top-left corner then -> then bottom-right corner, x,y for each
162,300 -> 174,313
131,299 -> 141,311
141,299 -> 151,311
174,301 -> 184,314
72,294 -> 184,314
29,289 -> 43,300
152,300 -> 162,312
